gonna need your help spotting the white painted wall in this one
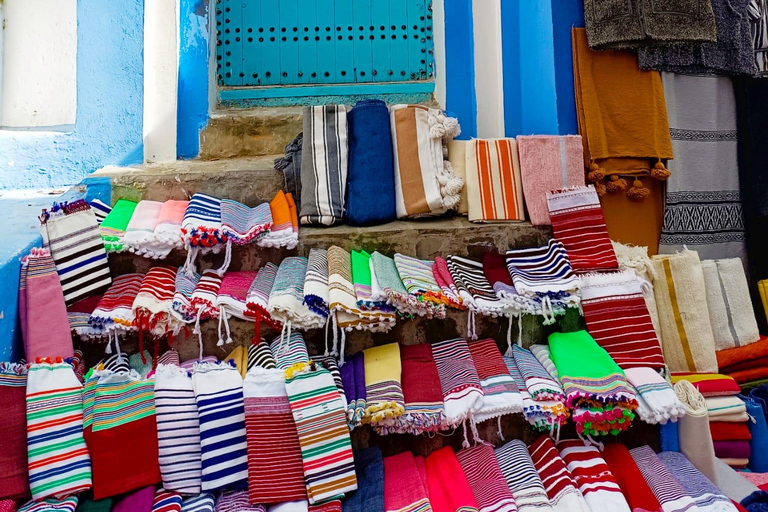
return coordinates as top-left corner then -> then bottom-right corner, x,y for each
432,0 -> 447,109
143,0 -> 179,163
472,0 -> 505,138
1,0 -> 77,129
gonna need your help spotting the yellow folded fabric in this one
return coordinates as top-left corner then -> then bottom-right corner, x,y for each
363,343 -> 405,424
225,345 -> 247,379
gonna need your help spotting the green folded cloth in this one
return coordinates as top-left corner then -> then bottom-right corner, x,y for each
76,495 -> 113,512
99,199 -> 137,252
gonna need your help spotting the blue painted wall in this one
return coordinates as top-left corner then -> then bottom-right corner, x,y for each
178,0 -> 211,159
443,0 -> 477,140
0,0 -> 144,190
552,0 -> 585,135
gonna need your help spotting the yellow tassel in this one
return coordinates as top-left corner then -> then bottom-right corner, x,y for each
605,175 -> 628,193
627,178 -> 650,200
650,160 -> 671,180
594,182 -> 607,197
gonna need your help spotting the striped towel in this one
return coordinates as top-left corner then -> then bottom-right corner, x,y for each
285,363 -> 357,504
465,138 -> 525,222
171,269 -> 201,324
191,270 -> 222,321
90,371 -> 161,499
257,191 -> 298,250
629,446 -> 700,512
340,352 -> 367,429
181,494 -> 215,512
579,270 -> 665,369
153,489 -> 183,512
431,338 -> 484,426
433,256 -> 464,309
369,251 -> 432,318
154,364 -> 203,495
68,311 -> 104,341
40,200 -> 111,306
313,355 -> 347,407
182,194 -> 228,274
546,186 -> 619,273
214,491 -> 265,512
269,332 -> 310,371
510,344 -> 564,402
217,271 -> 258,330
18,497 -> 79,512
88,199 -> 111,224
300,105 -> 349,226
383,452 -> 432,512
456,444 -> 519,512
529,345 -> 559,381
495,440 -> 553,512
124,200 -> 165,258
243,367 -> 307,504
220,199 -> 272,245
154,200 -> 189,251
269,257 -> 325,331
247,340 -> 276,371
558,440 -> 631,512
504,357 -> 567,432
625,367 -> 686,424
132,266 -> 178,340
657,452 -> 736,512
0,363 -> 29,500
467,338 -> 523,423
394,254 -> 449,315
90,273 -> 144,332
362,343 -> 405,424
26,362 -> 92,500
99,199 -> 137,253
447,255 -> 508,322
528,436 -> 591,512
191,362 -> 248,492
245,262 -> 282,333
304,249 -> 330,318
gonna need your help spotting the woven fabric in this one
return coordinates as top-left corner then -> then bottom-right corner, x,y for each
214,491 -> 264,512
269,332 -> 309,370
304,249 -> 330,318
510,344 -> 564,402
153,200 -> 188,251
99,199 -> 137,253
456,444 -> 518,512
247,340 -> 276,371
504,239 -> 580,304
172,270 -> 201,324
391,104 -> 462,218
285,364 -> 357,504
191,363 -> 248,492
465,138 -> 524,222
269,257 -> 325,330
181,494 -> 215,512
182,194 -> 226,249
220,199 -> 272,245
546,186 -> 619,273
369,252 -> 414,314
112,487 -> 154,512
671,374 -> 741,397
706,396 -> 748,422
88,198 -> 111,224
652,250 -> 718,373
133,266 -> 177,338
190,270 -> 222,320
424,447 -> 478,512
710,422 -> 752,442
154,364 -> 202,495
431,338 -> 484,426
579,270 -> 665,369
340,352 -> 367,429
701,258 -> 760,350
257,191 -> 298,250
40,201 -> 111,306
0,363 -> 29,500
124,200 -> 164,257
630,445 -> 701,512
275,133 -> 303,203
504,357 -> 567,432
612,240 -> 663,337
383,452 -> 432,512
363,343 -> 405,424
26,363 -> 92,500
152,489 -> 182,512
432,256 -> 464,309
351,251 -> 396,328
313,356 -> 346,405
447,255 -> 507,318
468,339 -> 523,422
602,444 -> 662,512
394,254 -> 449,315
245,263 -> 282,332
674,381 -> 720,486
447,140 -> 470,214
243,367 -> 306,503
529,345 -> 559,381
517,135 -> 585,225
626,367 -> 686,424
18,497 -> 79,512
495,440 -> 552,512
90,273 -> 144,332
19,248 -> 74,361
217,271 -> 257,321
659,452 -> 737,512
528,436 -> 590,512
558,440 -> 631,512
342,447 -> 384,512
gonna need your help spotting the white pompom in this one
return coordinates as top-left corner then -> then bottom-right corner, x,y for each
445,176 -> 464,196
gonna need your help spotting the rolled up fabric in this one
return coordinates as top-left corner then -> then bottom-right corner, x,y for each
652,250 -> 718,373
629,445 -> 700,512
447,140 -> 469,215
257,191 -> 298,250
528,436 -> 590,512
220,199 -> 272,246
658,452 -> 738,512
510,344 -> 564,402
304,249 -> 330,318
268,257 -> 325,332
300,105 -> 348,226
625,367 -> 686,424
362,343 -> 405,424
181,194 -> 227,273
456,444 -> 518,512
468,339 -> 523,423
495,439 -> 553,512
424,447 -> 478,512
341,447 -> 384,512
702,259 -> 760,351
269,332 -> 310,371
602,443 -> 661,512
124,200 -> 164,258
675,380 -> 720,486
558,440 -> 631,512
465,138 -> 524,222
345,99 -> 396,226
132,266 -> 177,354
517,135 -> 585,225
394,254 -> 449,316
383,452 -> 431,512
432,338 -> 484,427
100,199 -> 137,253
18,496 -> 79,512
153,200 -> 188,251
505,355 -> 566,432
0,363 -> 28,501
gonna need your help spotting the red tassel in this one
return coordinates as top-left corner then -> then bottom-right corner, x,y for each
252,314 -> 262,346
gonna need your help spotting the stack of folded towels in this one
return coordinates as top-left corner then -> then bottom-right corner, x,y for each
672,373 -> 750,468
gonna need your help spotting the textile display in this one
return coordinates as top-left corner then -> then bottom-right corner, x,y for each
423,447 -> 477,512
181,194 -> 225,250
528,436 -> 590,512
351,251 -> 396,328
446,255 -> 508,321
706,396 -> 749,422
190,270 -> 222,335
545,186 -> 619,273
153,363 -> 202,495
639,0 -> 756,76
714,441 -> 751,460
284,364 -> 357,504
132,266 -> 177,350
713,459 -> 758,502
549,331 -> 637,436
455,444 -> 518,512
269,332 -> 309,371
341,447 -> 384,512
675,380 -> 720,486
220,199 -> 272,245
152,489 -> 182,512
504,355 -> 566,432
557,440 -> 630,512
76,496 -> 113,512
382,452 -> 431,512
510,344 -> 563,402
671,373 -> 742,397
464,138 -> 524,222
181,494 -> 215,512
517,135 -> 584,226
612,240 -> 662,337
18,497 -> 79,512
40,201 -> 111,306
0,363 -> 29,500
19,248 -> 73,360
391,104 -> 462,218
710,422 -> 752,442
112,487 -> 154,512
369,251 -> 419,317
191,363 -> 248,492
340,352 -> 366,428
257,191 -> 298,250
431,338 -> 484,426
376,343 -> 444,435
701,259 -> 760,350
480,251 -> 518,306
313,356 -> 346,412
468,339 -> 523,423
304,249 -> 330,318
652,250 -> 718,373
659,73 -> 746,260
393,254 -> 445,309
153,200 -> 188,251
494,439 -> 552,512
579,270 -> 665,369
124,201 -> 164,257
433,256 -> 463,309
346,99 -> 396,226
602,443 -> 662,512
268,257 -> 325,332
362,343 -> 405,424
625,367 -> 686,424
26,362 -> 92,500
99,199 -> 137,253
446,140 -> 469,215
274,133 -> 303,204
659,452 -> 737,512
300,105 -> 348,226
245,262 -> 282,333
90,273 -> 143,333
629,445 -> 700,512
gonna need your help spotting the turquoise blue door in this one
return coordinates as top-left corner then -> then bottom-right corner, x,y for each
216,0 -> 434,91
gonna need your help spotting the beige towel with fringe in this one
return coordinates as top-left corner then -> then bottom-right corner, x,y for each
612,241 -> 661,338
675,380 -> 719,487
652,250 -> 718,373
702,258 -> 760,351
447,140 -> 469,215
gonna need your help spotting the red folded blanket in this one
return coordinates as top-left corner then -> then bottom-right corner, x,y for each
728,367 -> 768,384
717,336 -> 768,370
671,373 -> 741,397
710,422 -> 752,442
602,443 -> 661,512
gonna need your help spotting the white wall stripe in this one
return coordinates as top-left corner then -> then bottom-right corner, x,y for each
433,0 -> 447,110
471,0 -> 505,138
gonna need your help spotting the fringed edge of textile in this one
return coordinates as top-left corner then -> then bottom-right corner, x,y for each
39,199 -> 92,224
222,220 -> 272,246
363,401 -> 406,424
304,295 -> 330,318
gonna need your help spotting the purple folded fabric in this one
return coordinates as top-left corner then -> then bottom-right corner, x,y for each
714,440 -> 751,460
112,486 -> 155,512
340,351 -> 367,427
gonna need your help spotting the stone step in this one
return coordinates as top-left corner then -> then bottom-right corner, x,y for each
199,107 -> 303,160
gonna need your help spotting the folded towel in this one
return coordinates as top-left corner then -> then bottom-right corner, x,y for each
702,258 -> 760,351
465,138 -> 525,222
100,199 -> 137,252
529,344 -> 559,381
602,443 -> 661,512
369,251 -> 434,318
559,440 -> 631,512
447,140 -> 470,214
220,199 -> 272,245
245,262 -> 282,334
124,200 -> 165,257
341,447 -> 384,512
447,255 -> 509,322
495,439 -> 553,512
468,339 -> 523,423
504,356 -> 567,432
153,200 -> 188,251
171,269 -> 201,325
383,452 -> 430,512
340,352 -> 367,429
362,343 -> 405,424
671,373 -> 741,397
424,447 -> 478,512
510,344 -> 564,402
268,257 -> 325,332
625,366 -> 686,424
181,194 -> 228,274
706,396 -> 749,422
714,441 -> 751,460
504,239 -> 581,308
269,332 -> 310,371
710,422 -> 752,442
304,249 -> 330,318
216,271 -> 258,345
432,337 -> 484,427
257,191 -> 298,249
528,436 -> 590,512
432,256 -> 464,308
456,445 -> 518,512
394,253 -> 448,315
658,452 -> 738,512
132,267 -> 177,357
0,363 -> 29,501
630,445 -> 700,512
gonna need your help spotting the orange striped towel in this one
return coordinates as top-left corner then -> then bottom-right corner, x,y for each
465,138 -> 525,222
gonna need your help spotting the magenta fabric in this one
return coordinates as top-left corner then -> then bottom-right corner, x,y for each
112,486 -> 155,512
713,441 -> 751,460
